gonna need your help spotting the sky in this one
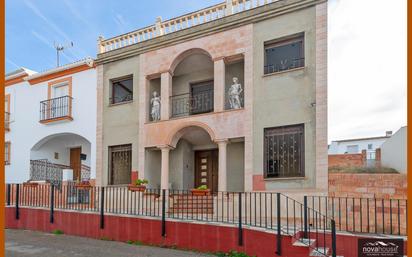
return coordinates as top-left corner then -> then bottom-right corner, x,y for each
5,0 -> 407,142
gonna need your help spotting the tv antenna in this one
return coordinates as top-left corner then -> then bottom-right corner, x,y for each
54,41 -> 73,67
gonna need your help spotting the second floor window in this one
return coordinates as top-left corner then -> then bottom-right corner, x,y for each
111,76 -> 133,104
264,34 -> 304,75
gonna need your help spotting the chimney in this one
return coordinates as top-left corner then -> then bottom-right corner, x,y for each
385,131 -> 392,137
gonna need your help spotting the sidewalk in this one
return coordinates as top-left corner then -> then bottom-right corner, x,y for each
6,229 -> 212,257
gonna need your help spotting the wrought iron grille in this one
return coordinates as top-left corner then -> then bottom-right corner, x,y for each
109,144 -> 132,185
30,159 -> 64,186
170,89 -> 214,118
81,164 -> 91,181
264,124 -> 304,178
39,95 -> 72,122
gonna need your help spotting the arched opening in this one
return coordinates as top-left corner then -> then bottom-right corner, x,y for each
145,125 -> 219,191
30,133 -> 92,183
171,51 -> 214,118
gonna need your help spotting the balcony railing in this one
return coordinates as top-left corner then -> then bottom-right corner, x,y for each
30,160 -> 91,186
170,89 -> 214,118
264,57 -> 305,74
30,159 -> 64,186
98,0 -> 278,54
39,95 -> 73,123
5,112 -> 10,131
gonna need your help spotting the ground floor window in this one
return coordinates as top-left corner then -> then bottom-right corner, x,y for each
5,141 -> 10,165
108,144 -> 132,185
264,124 -> 304,178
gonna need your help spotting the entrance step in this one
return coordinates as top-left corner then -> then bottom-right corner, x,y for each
309,248 -> 329,257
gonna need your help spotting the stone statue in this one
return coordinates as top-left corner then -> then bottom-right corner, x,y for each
151,91 -> 161,121
228,77 -> 243,109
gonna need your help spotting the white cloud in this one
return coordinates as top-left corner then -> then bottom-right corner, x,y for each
328,0 -> 407,142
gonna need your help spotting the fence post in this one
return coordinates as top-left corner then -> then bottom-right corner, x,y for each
50,184 -> 55,223
161,189 -> 166,237
238,192 -> 243,246
276,193 -> 281,256
6,184 -> 10,206
331,219 -> 337,257
303,195 -> 308,238
100,187 -> 105,229
15,184 -> 19,220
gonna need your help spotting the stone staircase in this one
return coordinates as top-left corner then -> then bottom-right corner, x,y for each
168,194 -> 214,214
291,234 -> 343,257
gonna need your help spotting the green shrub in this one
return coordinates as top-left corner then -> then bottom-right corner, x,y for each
216,250 -> 255,257
197,185 -> 208,190
51,229 -> 64,235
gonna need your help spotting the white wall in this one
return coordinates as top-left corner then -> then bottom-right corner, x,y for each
381,127 -> 407,173
5,68 -> 97,183
328,137 -> 388,156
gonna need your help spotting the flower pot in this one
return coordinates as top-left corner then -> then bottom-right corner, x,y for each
75,184 -> 92,190
23,182 -> 39,187
190,189 -> 211,196
128,185 -> 147,192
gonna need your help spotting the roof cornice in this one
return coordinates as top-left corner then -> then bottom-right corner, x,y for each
96,0 -> 326,65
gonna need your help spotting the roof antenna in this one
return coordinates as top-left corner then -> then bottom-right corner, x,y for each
54,41 -> 73,67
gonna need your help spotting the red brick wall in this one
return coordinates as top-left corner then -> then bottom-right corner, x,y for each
328,153 -> 365,167
328,173 -> 407,199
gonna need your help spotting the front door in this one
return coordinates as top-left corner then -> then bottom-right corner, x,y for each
195,150 -> 218,193
70,147 -> 81,181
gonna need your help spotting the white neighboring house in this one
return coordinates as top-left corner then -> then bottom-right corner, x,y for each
328,131 -> 392,160
381,126 -> 407,173
5,58 -> 97,184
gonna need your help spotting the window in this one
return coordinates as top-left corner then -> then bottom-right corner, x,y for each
368,144 -> 373,150
264,34 -> 304,75
5,142 -> 11,165
108,144 -> 132,185
110,76 -> 133,104
346,145 -> 359,154
5,94 -> 10,131
264,124 -> 304,178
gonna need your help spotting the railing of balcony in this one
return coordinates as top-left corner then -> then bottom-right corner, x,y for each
30,159 -> 64,186
264,57 -> 305,74
5,112 -> 10,131
39,95 -> 72,122
170,89 -> 214,118
98,0 -> 279,54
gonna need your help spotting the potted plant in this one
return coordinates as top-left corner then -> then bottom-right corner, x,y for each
75,180 -> 92,190
23,181 -> 39,187
128,179 -> 148,192
190,185 -> 211,196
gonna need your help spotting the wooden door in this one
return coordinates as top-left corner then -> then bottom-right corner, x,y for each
195,150 -> 218,193
70,147 -> 81,181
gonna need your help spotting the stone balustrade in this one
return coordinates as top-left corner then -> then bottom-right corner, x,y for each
98,0 -> 276,54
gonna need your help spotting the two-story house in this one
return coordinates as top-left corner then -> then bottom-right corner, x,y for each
5,58 -> 97,185
95,0 -> 328,194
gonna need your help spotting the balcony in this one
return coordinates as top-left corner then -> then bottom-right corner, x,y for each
170,89 -> 214,118
5,112 -> 10,131
39,96 -> 73,124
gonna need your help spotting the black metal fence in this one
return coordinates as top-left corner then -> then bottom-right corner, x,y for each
306,196 -> 408,236
40,95 -> 72,122
170,89 -> 214,118
5,184 -> 342,257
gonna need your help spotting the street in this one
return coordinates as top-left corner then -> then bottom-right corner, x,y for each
6,229 -> 213,257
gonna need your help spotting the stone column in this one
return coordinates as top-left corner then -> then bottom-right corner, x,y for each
216,139 -> 228,192
214,58 -> 225,112
159,146 -> 172,190
160,71 -> 172,120
225,0 -> 233,15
